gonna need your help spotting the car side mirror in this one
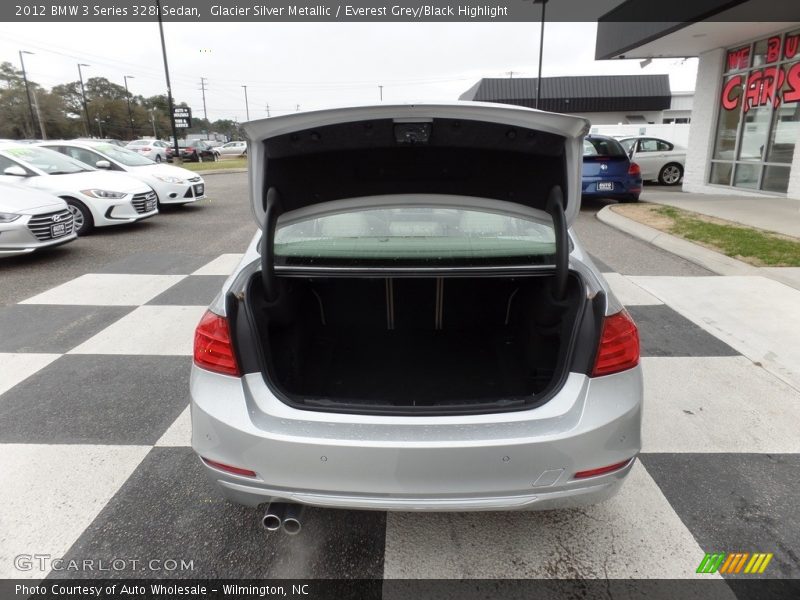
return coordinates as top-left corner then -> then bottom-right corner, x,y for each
95,160 -> 111,169
3,165 -> 28,177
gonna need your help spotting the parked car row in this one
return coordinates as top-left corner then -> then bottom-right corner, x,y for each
0,141 -> 205,257
125,139 -> 248,163
580,135 -> 684,203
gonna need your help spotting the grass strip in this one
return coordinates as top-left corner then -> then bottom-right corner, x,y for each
654,205 -> 800,267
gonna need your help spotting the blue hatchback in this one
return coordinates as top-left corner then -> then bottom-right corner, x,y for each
582,135 -> 642,203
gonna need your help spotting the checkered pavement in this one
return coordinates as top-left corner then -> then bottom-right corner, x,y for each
1,252 -> 798,581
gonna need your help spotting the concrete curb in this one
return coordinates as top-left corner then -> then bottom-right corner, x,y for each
597,205 -> 761,276
188,168 -> 248,176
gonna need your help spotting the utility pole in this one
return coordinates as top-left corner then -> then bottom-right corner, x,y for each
296,104 -> 300,112
150,110 -> 157,138
123,75 -> 135,139
32,89 -> 47,140
156,0 -> 181,161
242,85 -> 250,121
265,103 -> 270,117
199,77 -> 209,138
506,71 -> 515,79
378,85 -> 383,101
19,51 -> 38,139
534,0 -> 548,110
77,63 -> 91,137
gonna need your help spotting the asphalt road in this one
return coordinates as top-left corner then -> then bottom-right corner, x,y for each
3,173 -> 799,583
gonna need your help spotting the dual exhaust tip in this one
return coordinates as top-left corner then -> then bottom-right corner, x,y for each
261,502 -> 303,535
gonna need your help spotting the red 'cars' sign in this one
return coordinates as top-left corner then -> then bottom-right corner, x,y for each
722,33 -> 800,112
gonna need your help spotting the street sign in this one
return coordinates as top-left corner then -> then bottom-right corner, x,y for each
174,106 -> 192,128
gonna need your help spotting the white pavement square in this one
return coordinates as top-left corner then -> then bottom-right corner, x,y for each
0,353 -> 60,397
68,305 -> 207,355
20,274 -> 186,306
155,406 -> 191,447
0,444 -> 149,579
383,462 -> 716,579
192,254 -> 244,276
641,356 -> 800,453
631,275 -> 800,391
602,273 -> 664,306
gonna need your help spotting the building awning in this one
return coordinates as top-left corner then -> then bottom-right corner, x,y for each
459,75 -> 671,113
595,0 -> 800,60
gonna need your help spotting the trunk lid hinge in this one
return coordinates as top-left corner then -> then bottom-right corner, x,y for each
546,185 -> 569,303
261,186 -> 282,302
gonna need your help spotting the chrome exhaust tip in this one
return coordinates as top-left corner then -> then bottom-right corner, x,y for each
261,502 -> 287,532
282,503 -> 304,535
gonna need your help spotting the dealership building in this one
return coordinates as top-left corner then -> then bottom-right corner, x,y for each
460,74 -> 693,125
597,6 -> 800,198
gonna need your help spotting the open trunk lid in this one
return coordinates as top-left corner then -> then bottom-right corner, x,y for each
242,102 -> 589,227
242,103 -> 590,304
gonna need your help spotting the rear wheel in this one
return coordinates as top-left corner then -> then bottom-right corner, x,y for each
659,163 -> 683,186
64,198 -> 94,235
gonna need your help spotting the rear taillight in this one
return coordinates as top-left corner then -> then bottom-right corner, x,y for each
201,457 -> 256,477
193,310 -> 240,376
628,162 -> 641,176
592,310 -> 640,377
574,458 -> 633,479
142,146 -> 151,151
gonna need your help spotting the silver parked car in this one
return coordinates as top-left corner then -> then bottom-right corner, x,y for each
191,103 -> 643,533
215,141 -> 247,157
0,183 -> 77,257
126,139 -> 169,162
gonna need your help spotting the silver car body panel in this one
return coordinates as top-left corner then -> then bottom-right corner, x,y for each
193,103 -> 640,511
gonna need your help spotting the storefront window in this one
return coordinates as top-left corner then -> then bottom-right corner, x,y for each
733,163 -> 760,189
710,31 -> 800,193
709,162 -> 733,186
765,60 -> 800,164
713,76 -> 743,159
738,105 -> 771,160
762,166 -> 791,192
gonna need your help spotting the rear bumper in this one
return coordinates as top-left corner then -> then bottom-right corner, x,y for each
191,367 -> 643,511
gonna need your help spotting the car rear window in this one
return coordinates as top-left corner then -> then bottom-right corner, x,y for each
584,138 -> 627,158
274,206 -> 557,267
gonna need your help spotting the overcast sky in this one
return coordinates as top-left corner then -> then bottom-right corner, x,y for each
0,22 -> 698,121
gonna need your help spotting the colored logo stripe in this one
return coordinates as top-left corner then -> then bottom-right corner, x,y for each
697,553 -> 726,573
745,553 -> 774,574
697,552 -> 773,574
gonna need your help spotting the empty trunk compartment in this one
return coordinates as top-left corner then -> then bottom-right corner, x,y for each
241,272 -> 592,415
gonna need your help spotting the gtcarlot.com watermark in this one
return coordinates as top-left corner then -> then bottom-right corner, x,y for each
14,554 -> 195,573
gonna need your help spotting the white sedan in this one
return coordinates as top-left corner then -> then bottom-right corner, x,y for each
618,136 -> 685,185
216,141 -> 247,157
0,183 -> 78,257
126,139 -> 169,162
40,141 -> 206,207
0,143 -> 158,235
